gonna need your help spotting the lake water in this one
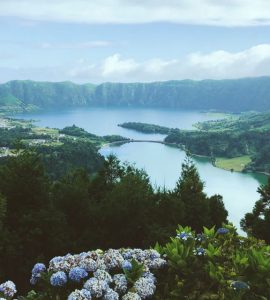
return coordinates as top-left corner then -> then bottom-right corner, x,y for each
17,107 -> 267,231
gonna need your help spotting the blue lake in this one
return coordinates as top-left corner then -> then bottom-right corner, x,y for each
17,107 -> 267,231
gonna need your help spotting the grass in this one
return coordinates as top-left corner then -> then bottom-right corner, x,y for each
215,155 -> 252,172
32,127 -> 59,135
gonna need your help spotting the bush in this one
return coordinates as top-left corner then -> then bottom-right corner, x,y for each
154,224 -> 270,299
1,225 -> 269,299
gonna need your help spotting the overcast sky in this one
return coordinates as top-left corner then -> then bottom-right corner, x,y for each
1,0 -> 270,83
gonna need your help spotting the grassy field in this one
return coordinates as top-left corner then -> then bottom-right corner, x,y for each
32,127 -> 59,135
215,155 -> 252,172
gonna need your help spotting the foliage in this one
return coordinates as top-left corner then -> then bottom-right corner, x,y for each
0,152 -> 228,293
118,122 -> 172,134
3,77 -> 270,112
154,225 -> 270,299
165,112 -> 270,173
241,177 -> 270,243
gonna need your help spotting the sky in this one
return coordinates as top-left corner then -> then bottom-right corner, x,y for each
1,0 -> 270,83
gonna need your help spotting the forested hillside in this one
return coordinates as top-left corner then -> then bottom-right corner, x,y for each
2,77 -> 270,112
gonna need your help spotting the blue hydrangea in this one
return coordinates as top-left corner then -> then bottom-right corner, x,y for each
30,276 -> 38,285
176,232 -> 193,240
0,281 -> 17,298
142,272 -> 156,284
93,269 -> 112,283
231,281 -> 250,290
196,233 -> 206,241
122,292 -> 141,300
217,228 -> 229,235
134,277 -> 156,299
113,274 -> 128,294
68,289 -> 92,300
122,260 -> 132,271
32,263 -> 46,276
103,288 -> 119,300
50,271 -> 67,287
149,250 -> 160,260
84,277 -> 108,297
193,247 -> 206,256
69,267 -> 88,282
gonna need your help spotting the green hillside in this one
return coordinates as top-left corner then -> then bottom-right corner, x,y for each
1,77 -> 270,112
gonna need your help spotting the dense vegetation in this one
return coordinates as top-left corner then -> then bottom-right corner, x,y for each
0,151 -> 228,294
165,112 -> 270,174
1,224 -> 270,299
2,77 -> 270,112
241,177 -> 270,244
118,122 -> 172,134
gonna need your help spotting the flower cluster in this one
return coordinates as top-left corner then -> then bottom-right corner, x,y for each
30,263 -> 46,285
216,228 -> 229,235
29,248 -> 166,299
0,281 -> 17,298
176,231 -> 193,241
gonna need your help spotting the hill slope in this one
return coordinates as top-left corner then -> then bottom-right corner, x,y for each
1,77 -> 270,112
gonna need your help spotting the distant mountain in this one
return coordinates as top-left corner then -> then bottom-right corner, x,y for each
1,77 -> 270,112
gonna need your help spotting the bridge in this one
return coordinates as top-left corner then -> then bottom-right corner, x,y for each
105,139 -> 180,147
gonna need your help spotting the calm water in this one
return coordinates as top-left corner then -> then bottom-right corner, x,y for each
17,107 -> 267,230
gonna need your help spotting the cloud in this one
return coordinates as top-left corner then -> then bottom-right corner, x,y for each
1,44 -> 270,83
1,0 -> 270,26
40,41 -> 111,49
66,44 -> 270,82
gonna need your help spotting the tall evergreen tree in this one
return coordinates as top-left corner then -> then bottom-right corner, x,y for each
241,177 -> 270,243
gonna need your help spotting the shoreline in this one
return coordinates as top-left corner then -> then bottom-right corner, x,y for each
100,139 -> 269,179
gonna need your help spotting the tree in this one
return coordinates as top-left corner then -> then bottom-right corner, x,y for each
241,177 -> 270,243
174,155 -> 227,231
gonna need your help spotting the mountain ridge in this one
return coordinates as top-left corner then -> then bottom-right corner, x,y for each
1,77 -> 270,112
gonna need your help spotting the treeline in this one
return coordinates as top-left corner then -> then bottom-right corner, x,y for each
0,152 -> 228,292
118,122 -> 172,134
166,130 -> 270,173
2,77 -> 270,112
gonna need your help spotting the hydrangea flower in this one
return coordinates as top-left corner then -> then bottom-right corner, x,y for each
69,267 -> 88,282
122,260 -> 132,271
0,281 -> 17,298
122,292 -> 141,300
193,247 -> 206,256
176,232 -> 193,241
103,249 -> 124,270
113,274 -> 128,294
231,281 -> 250,290
68,288 -> 92,300
84,278 -> 108,297
217,228 -> 229,235
50,271 -> 67,287
103,288 -> 119,300
142,272 -> 156,284
32,263 -> 46,276
149,250 -> 160,260
80,258 -> 97,272
196,233 -> 206,241
94,269 -> 112,283
134,277 -> 156,299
